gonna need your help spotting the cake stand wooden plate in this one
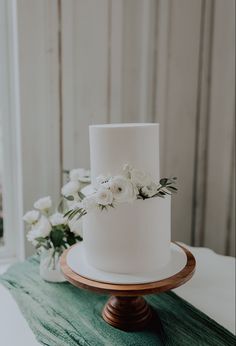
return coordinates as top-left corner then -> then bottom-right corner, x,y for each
60,242 -> 196,331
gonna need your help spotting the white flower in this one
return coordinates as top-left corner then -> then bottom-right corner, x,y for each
50,212 -> 67,226
33,215 -> 52,238
23,210 -> 39,224
109,176 -> 137,203
61,181 -> 80,197
141,182 -> 158,198
27,228 -> 41,242
69,168 -> 91,183
95,188 -> 113,206
82,195 -> 97,211
34,196 -> 52,211
130,169 -> 152,187
69,168 -> 85,181
96,175 -> 111,187
32,240 -> 39,247
68,217 -> 83,236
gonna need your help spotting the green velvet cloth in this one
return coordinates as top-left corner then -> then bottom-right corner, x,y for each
0,256 -> 235,346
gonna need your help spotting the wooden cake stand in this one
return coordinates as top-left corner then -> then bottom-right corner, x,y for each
60,242 -> 196,331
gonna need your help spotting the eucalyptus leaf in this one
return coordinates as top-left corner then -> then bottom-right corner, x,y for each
64,210 -> 73,218
57,198 -> 64,213
65,195 -> 74,201
160,178 -> 168,186
35,237 -> 47,243
167,186 -> 178,192
78,191 -> 85,200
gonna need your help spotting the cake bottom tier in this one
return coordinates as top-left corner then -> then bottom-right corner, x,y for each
83,196 -> 171,274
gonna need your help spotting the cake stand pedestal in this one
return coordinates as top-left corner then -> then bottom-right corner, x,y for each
60,242 -> 196,331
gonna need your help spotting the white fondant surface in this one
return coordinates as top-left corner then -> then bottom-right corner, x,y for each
67,242 -> 186,284
83,196 -> 171,274
89,123 -> 160,185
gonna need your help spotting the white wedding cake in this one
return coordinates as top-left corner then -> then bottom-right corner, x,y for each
82,123 -> 171,275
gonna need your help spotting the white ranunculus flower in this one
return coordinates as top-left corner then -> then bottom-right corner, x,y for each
109,176 -> 137,203
34,215 -> 52,238
68,217 -> 83,236
96,175 -> 111,187
23,210 -> 40,224
141,182 -> 158,198
34,196 -> 52,211
82,195 -> 97,211
61,181 -> 80,197
95,188 -> 113,206
69,168 -> 90,182
130,169 -> 152,188
50,212 -> 67,226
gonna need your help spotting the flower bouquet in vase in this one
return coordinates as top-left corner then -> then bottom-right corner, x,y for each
23,168 -> 90,282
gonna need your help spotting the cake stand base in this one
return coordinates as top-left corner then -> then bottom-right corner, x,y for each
102,296 -> 152,331
60,242 -> 196,332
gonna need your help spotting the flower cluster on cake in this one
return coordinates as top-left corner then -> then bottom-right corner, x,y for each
63,164 -> 177,220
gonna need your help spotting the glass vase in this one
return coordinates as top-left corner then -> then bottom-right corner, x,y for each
39,249 -> 66,283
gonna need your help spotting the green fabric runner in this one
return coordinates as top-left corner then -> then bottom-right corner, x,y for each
0,256 -> 235,346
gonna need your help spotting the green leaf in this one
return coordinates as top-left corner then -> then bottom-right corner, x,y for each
57,198 -> 64,213
166,186 -> 178,193
66,231 -> 77,246
76,235 -> 83,242
35,237 -> 47,243
50,228 -> 65,248
65,195 -> 74,201
76,211 -> 86,221
160,178 -> 168,186
78,191 -> 85,200
64,209 -> 73,218
68,209 -> 81,220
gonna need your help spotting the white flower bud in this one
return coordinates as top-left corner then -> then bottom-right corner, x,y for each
61,181 -> 80,197
50,212 -> 67,226
23,210 -> 39,224
34,196 -> 52,211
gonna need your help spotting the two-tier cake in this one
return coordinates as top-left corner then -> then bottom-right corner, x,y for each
82,123 -> 171,275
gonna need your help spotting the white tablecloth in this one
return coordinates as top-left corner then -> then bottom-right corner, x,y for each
0,245 -> 235,346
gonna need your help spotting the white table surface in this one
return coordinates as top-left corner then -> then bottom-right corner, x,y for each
0,245 -> 235,346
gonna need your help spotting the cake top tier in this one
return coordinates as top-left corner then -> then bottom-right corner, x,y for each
89,123 -> 160,185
